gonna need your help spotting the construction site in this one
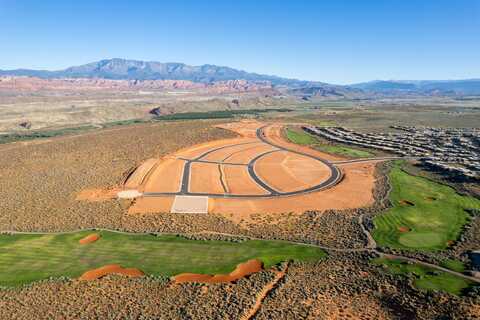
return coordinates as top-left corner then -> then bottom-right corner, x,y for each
100,120 -> 379,220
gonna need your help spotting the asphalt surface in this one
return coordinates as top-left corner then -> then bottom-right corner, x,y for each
143,124 -> 342,199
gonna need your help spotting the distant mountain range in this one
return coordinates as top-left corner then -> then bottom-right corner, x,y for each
350,80 -> 480,95
0,58 -> 318,87
1,58 -> 479,96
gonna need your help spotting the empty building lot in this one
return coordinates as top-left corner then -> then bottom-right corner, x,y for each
119,120 -> 379,217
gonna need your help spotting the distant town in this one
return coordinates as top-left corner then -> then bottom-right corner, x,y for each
304,125 -> 480,180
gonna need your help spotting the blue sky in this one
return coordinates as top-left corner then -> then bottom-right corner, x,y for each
0,0 -> 479,84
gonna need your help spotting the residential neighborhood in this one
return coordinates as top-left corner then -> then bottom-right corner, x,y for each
304,125 -> 480,179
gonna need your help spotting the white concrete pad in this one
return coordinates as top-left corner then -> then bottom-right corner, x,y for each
117,190 -> 143,199
171,195 -> 209,213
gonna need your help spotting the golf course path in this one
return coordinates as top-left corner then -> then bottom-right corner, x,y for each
3,227 -> 478,285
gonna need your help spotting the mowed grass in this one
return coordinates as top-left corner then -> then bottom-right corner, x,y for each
372,257 -> 474,296
440,259 -> 466,273
314,144 -> 373,158
373,162 -> 480,251
285,128 -> 373,158
0,231 -> 326,286
285,128 -> 318,145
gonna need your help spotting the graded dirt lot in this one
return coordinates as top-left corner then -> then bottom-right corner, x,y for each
223,164 -> 269,195
0,120 -> 238,232
209,161 -> 378,223
189,162 -> 225,194
0,118 -> 378,247
0,116 -> 478,319
223,143 -> 275,163
123,120 -> 376,218
0,105 -> 478,319
141,158 -> 185,193
262,123 -> 343,162
254,150 -> 331,193
124,158 -> 159,189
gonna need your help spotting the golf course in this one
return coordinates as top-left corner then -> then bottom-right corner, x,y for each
0,231 -> 326,286
372,257 -> 473,295
373,162 -> 480,250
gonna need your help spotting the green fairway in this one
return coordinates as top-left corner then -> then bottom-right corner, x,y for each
285,128 -> 318,145
372,257 -> 474,296
0,231 -> 326,286
314,144 -> 373,158
440,259 -> 466,273
373,162 -> 480,251
285,128 -> 373,158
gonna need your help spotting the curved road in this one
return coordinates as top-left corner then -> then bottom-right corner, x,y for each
143,124 -> 342,199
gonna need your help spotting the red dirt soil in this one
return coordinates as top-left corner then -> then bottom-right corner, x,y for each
189,162 -> 225,194
79,233 -> 100,244
175,137 -> 257,159
124,158 -> 158,189
141,158 -> 185,193
397,226 -> 411,233
215,120 -> 264,138
208,161 -> 378,223
79,264 -> 144,281
202,142 -> 262,162
174,259 -> 263,284
224,144 -> 277,163
254,150 -> 331,193
129,196 -> 174,214
262,124 -> 343,162
74,120 -> 380,219
223,165 -> 269,195
126,121 -> 380,217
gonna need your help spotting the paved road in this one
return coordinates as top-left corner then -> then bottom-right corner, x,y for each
253,125 -> 343,197
143,124 -> 343,199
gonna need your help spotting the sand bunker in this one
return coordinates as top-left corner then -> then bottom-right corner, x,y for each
174,259 -> 263,284
79,264 -> 144,281
397,226 -> 411,233
79,233 -> 100,244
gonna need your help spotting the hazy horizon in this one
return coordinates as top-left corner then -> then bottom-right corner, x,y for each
1,0 -> 479,84
2,57 -> 480,86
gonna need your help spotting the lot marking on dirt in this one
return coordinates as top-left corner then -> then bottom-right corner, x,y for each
171,195 -> 209,213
